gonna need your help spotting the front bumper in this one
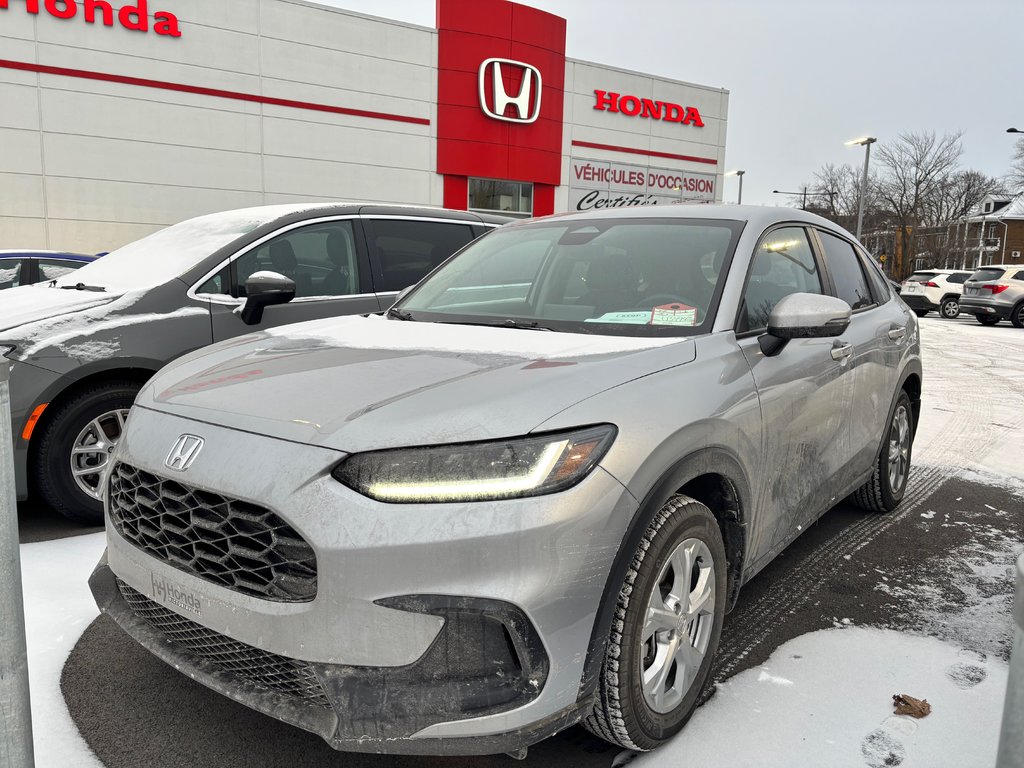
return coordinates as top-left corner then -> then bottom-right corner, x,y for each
4,359 -> 67,500
93,406 -> 638,753
899,293 -> 939,312
960,297 -> 1013,319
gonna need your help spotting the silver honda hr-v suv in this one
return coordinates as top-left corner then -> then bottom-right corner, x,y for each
90,205 -> 921,757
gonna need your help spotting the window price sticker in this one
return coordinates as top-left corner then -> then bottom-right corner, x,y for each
651,303 -> 697,326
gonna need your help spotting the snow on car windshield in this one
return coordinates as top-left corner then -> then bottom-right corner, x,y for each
51,205 -> 323,293
399,217 -> 743,337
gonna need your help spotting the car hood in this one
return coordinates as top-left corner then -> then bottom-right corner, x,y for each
0,284 -> 120,334
138,314 -> 696,453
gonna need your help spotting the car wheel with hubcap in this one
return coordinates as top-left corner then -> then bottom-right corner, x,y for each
33,381 -> 139,524
584,494 -> 726,750
939,297 -> 960,319
851,390 -> 913,513
977,315 -> 999,326
1011,302 -> 1024,329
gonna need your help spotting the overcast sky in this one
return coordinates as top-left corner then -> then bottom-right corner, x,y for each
321,0 -> 1023,206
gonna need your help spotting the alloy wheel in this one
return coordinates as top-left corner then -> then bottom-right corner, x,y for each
640,537 -> 716,714
887,404 -> 911,492
70,408 -> 131,500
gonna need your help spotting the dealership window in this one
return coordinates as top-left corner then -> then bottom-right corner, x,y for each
469,178 -> 533,218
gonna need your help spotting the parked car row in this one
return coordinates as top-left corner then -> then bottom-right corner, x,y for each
0,250 -> 104,289
897,265 -> 1024,327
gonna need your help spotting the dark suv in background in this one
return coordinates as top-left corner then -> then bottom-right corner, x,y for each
1,204 -> 504,523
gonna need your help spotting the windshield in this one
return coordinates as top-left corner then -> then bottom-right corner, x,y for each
50,206 -> 310,293
398,217 -> 743,337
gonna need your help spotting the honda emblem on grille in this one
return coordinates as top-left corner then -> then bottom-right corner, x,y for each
478,58 -> 543,124
165,434 -> 204,471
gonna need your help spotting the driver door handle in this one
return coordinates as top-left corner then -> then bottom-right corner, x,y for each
831,341 -> 853,362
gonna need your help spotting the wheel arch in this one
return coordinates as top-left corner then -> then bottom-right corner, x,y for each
27,362 -> 159,461
577,448 -> 751,706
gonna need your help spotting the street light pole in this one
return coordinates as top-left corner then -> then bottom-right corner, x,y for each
846,136 -> 877,242
725,170 -> 746,204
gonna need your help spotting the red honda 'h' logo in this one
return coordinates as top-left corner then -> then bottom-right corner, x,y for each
478,58 -> 542,124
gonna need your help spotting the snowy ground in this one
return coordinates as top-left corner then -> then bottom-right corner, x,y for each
15,313 -> 1024,767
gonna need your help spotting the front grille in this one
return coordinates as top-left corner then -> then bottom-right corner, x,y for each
116,578 -> 331,709
108,463 -> 317,602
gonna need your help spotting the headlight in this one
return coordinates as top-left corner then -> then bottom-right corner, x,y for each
332,425 -> 617,503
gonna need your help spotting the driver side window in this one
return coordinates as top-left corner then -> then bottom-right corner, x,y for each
198,221 -> 360,299
740,227 -> 822,333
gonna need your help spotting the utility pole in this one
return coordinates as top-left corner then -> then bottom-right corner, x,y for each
1,362 -> 35,768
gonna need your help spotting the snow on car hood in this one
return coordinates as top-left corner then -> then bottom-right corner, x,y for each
0,284 -> 119,334
138,314 -> 696,452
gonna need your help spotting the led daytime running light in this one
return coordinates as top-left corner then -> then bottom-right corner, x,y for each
367,440 -> 568,503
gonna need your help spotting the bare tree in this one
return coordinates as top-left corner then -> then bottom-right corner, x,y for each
875,131 -> 963,278
1010,138 -> 1024,194
917,169 -> 1005,267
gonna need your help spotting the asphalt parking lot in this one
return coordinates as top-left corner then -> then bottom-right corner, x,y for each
22,314 -> 1024,767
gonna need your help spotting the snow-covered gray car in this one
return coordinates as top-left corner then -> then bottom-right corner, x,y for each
0,204 -> 504,523
89,205 -> 922,756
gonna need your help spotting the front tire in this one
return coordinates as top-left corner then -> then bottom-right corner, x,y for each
584,495 -> 727,750
977,315 -> 1000,326
33,382 -> 139,524
851,390 -> 913,513
939,297 -> 960,319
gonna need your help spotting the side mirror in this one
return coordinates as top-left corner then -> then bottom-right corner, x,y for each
758,293 -> 851,357
240,271 -> 296,325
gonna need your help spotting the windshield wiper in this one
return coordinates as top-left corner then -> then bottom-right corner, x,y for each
386,307 -> 415,321
59,283 -> 106,292
438,318 -> 555,331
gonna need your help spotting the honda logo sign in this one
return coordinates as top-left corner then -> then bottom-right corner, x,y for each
165,434 -> 204,472
478,58 -> 542,124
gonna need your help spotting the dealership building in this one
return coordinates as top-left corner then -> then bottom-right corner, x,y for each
0,0 -> 729,253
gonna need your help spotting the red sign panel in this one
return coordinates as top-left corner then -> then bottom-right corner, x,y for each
436,0 -> 566,197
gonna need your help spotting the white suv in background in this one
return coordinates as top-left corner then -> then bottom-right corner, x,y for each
899,269 -> 973,318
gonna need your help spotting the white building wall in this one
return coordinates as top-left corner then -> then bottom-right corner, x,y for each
0,0 -> 439,253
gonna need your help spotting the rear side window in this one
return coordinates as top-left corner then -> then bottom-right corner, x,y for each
1014,271 -> 1024,281
946,272 -> 971,284
364,219 -> 476,292
970,268 -> 1006,283
739,227 -> 822,332
859,251 -> 891,302
0,258 -> 22,288
38,258 -> 82,281
818,230 -> 874,310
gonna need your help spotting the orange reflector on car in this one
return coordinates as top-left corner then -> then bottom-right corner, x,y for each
22,403 -> 48,441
